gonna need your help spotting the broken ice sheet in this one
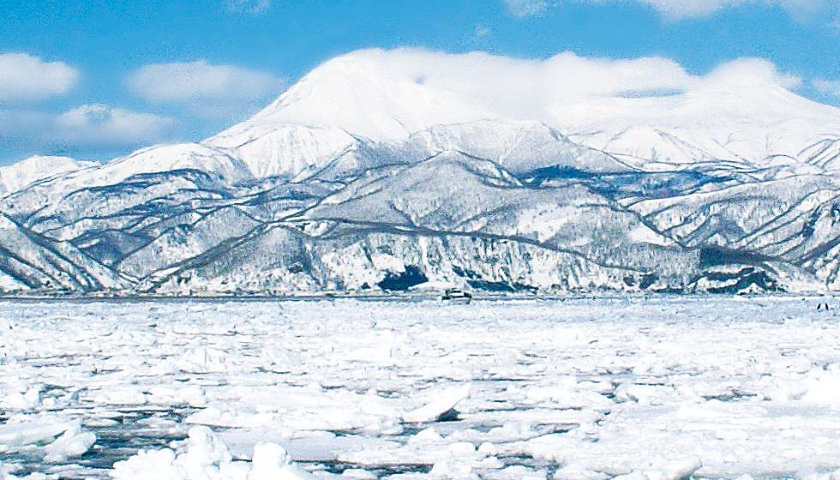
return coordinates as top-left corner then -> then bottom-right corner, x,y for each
2,297 -> 840,479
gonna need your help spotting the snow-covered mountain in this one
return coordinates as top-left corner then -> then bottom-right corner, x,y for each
2,48 -> 840,295
0,155 -> 96,197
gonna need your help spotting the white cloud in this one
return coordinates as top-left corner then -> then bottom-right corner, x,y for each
634,0 -> 758,18
56,104 -> 174,145
639,0 -> 830,19
814,78 -> 840,98
0,53 -> 79,102
703,58 -> 802,89
504,0 -> 550,17
338,48 -> 798,111
474,25 -> 493,39
225,0 -> 271,14
126,61 -> 285,117
0,104 -> 173,148
283,48 -> 805,140
503,0 -> 834,19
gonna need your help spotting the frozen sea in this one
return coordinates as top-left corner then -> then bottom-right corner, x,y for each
2,296 -> 840,480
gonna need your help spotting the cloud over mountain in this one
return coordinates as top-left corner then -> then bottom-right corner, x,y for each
0,104 -> 173,149
814,78 -> 840,98
127,61 -> 285,104
56,104 -> 174,145
248,48 -> 803,140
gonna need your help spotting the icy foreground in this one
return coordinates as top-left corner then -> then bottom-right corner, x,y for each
2,297 -> 840,479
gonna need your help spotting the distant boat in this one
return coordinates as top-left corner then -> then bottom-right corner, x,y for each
442,288 -> 473,304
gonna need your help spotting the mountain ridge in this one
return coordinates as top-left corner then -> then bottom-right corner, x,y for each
2,49 -> 840,295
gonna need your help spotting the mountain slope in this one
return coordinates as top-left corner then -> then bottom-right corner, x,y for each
1,49 -> 840,295
0,214 -> 128,292
0,155 -> 96,198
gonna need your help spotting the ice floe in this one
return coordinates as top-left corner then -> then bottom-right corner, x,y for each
3,297 -> 840,479
110,426 -> 313,480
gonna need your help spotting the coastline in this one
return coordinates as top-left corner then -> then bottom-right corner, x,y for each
0,291 -> 835,302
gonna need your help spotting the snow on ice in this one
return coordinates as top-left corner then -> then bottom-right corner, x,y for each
2,297 -> 840,479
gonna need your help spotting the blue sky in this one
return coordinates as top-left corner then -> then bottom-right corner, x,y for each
0,0 -> 839,165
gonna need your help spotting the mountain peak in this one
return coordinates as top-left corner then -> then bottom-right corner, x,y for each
245,49 -> 497,141
221,49 -> 840,167
0,155 -> 96,196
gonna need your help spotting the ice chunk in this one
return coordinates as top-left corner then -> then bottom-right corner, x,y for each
0,417 -> 76,450
802,370 -> 840,406
179,347 -> 233,374
248,443 -> 316,480
408,428 -> 445,445
174,426 -> 234,477
428,458 -> 476,479
553,464 -> 609,480
654,458 -> 702,480
2,385 -> 42,410
339,469 -> 376,479
259,347 -> 300,373
498,465 -> 547,480
607,461 -> 703,480
612,473 -> 649,480
112,427 -> 314,480
44,423 -> 96,463
111,449 -> 182,480
1,468 -> 52,480
111,426 -> 244,480
403,384 -> 471,423
90,386 -> 149,406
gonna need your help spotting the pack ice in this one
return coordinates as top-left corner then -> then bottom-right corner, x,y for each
2,297 -> 840,479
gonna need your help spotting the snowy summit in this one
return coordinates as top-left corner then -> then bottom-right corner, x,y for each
2,49 -> 840,295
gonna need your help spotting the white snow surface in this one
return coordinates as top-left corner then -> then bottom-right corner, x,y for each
219,49 -> 840,167
0,156 -> 95,197
3,297 -> 840,480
